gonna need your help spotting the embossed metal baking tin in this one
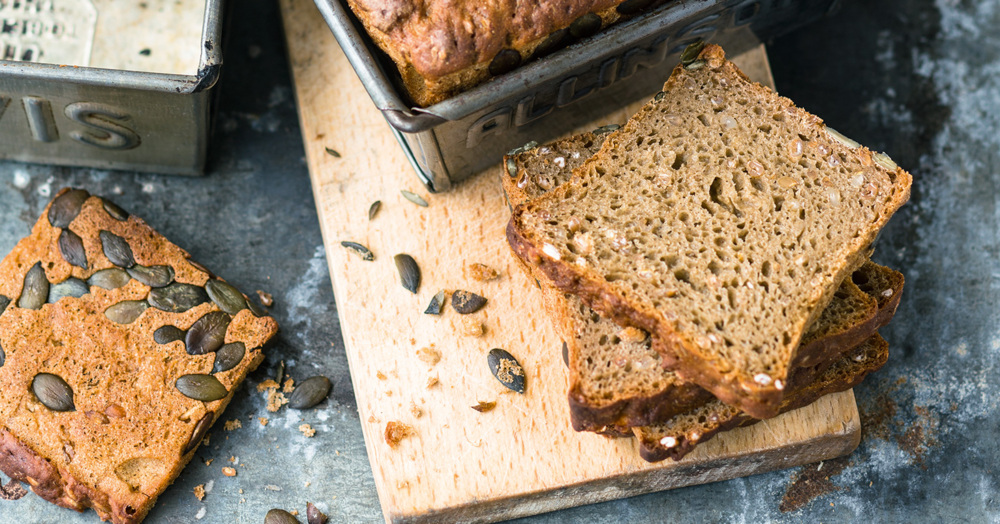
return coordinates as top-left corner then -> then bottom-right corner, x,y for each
0,0 -> 223,175
318,0 -> 840,192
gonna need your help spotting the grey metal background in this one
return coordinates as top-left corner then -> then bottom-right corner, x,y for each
0,0 -> 997,522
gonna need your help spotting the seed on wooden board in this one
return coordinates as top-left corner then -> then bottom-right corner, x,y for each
0,295 -> 9,314
105,300 -> 148,324
265,509 -> 301,524
451,290 -> 486,314
175,374 -> 228,402
472,401 -> 496,413
18,262 -> 49,310
87,268 -> 131,290
423,290 -> 446,315
58,229 -> 88,269
48,278 -> 89,303
99,230 -> 136,268
306,502 -> 328,524
288,376 -> 332,409
341,241 -> 374,261
182,411 -> 214,454
488,348 -> 526,394
569,13 -> 601,39
368,200 -> 381,220
488,48 -> 521,76
154,325 -> 186,344
400,190 -> 428,207
101,198 -> 129,221
185,311 -> 231,356
212,342 -> 246,373
324,147 -> 341,158
148,282 -> 209,313
127,264 -> 175,288
205,279 -> 247,315
32,373 -> 75,411
48,189 -> 89,228
393,254 -> 420,294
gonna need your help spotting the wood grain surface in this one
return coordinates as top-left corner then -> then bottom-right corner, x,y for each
279,1 -> 861,522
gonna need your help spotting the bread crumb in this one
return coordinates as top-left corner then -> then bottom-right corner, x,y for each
229,456 -> 238,463
410,402 -> 423,418
466,262 -> 500,281
195,507 -> 206,520
304,481 -> 311,487
460,316 -> 484,337
282,378 -> 295,393
222,467 -> 237,477
299,424 -> 316,437
193,484 -> 206,501
239,488 -> 244,494
416,345 -> 441,366
368,414 -> 380,423
258,417 -> 269,426
384,421 -> 414,448
426,376 -> 439,389
257,379 -> 280,392
256,289 -> 274,306
224,419 -> 242,431
266,389 -> 288,412
204,459 -> 214,466
472,401 -> 496,413
290,510 -> 299,516
385,390 -> 393,397
616,326 -> 647,343
376,371 -> 387,380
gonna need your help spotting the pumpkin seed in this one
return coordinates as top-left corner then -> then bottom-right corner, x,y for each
105,300 -> 148,324
324,147 -> 341,158
58,229 -> 88,269
184,311 -> 231,355
393,254 -> 420,294
825,126 -> 861,149
684,59 -> 706,71
275,360 -> 285,386
182,411 -> 214,454
680,40 -> 707,66
175,374 -> 228,402
188,259 -> 214,278
874,152 -> 898,171
32,373 -> 75,411
593,124 -> 621,135
212,342 -> 246,373
507,141 -> 538,157
306,502 -> 328,524
423,290 -> 446,315
400,190 -> 428,207
153,325 -> 186,344
654,91 -> 666,101
533,28 -> 569,58
48,189 -> 89,228
368,200 -> 381,220
88,268 -> 131,290
569,13 -> 601,39
127,264 -> 175,288
265,509 -> 300,524
0,342 -> 4,367
18,262 -> 49,310
205,279 -> 247,315
148,282 -> 209,313
48,278 -> 89,303
488,48 -> 522,76
562,341 -> 569,366
101,198 -> 129,221
488,348 -> 526,394
99,230 -> 135,268
288,376 -> 332,409
247,297 -> 268,317
617,0 -> 655,15
0,295 -> 9,315
341,241 -> 374,261
451,290 -> 487,314
505,157 -> 518,178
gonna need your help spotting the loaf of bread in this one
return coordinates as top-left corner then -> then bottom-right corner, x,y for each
345,0 -> 669,106
507,44 -> 912,419
0,188 -> 278,524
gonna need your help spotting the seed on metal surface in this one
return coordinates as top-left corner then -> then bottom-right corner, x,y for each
18,262 -> 49,310
88,268 -> 131,290
182,411 -> 214,454
368,200 -> 381,220
288,376 -> 332,409
593,124 -> 621,135
104,300 -> 148,324
101,198 -> 129,221
184,311 -> 231,356
400,190 -> 428,207
32,373 -> 75,411
212,342 -> 246,374
324,147 -> 341,158
275,360 -> 285,386
148,282 -> 209,313
265,509 -> 300,524
423,290 -> 446,315
127,264 -> 175,288
99,230 -> 135,268
48,278 -> 89,303
341,241 -> 374,261
488,348 -> 526,394
393,254 -> 420,294
451,290 -> 486,314
306,502 -> 328,524
617,0 -> 655,15
205,279 -> 247,315
58,229 -> 88,269
48,189 -> 89,228
154,325 -> 186,344
488,48 -> 522,76
680,40 -> 706,65
175,374 -> 228,402
569,13 -> 601,38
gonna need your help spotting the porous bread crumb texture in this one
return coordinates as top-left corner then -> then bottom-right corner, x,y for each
634,333 -> 889,463
384,421 -> 413,449
0,189 -> 278,524
508,45 -> 912,418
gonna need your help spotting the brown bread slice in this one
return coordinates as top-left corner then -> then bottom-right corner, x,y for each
507,44 -> 912,419
503,134 -> 904,431
634,333 -> 889,462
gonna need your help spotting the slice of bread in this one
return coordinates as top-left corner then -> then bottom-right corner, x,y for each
507,44 -> 912,419
634,333 -> 889,462
503,133 -> 904,431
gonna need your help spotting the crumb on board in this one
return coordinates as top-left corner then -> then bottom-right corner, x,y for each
258,417 -> 269,426
384,421 -> 414,448
204,458 -> 214,466
257,379 -> 280,392
193,484 -> 205,501
466,262 -> 500,282
290,510 -> 299,516
416,345 -> 441,366
224,419 -> 242,431
368,414 -> 380,423
299,424 -> 317,437
376,371 -> 387,380
222,467 -> 237,477
283,378 -> 295,393
267,389 -> 288,412
460,316 -> 485,337
426,376 -> 439,389
410,402 -> 423,418
472,401 -> 496,413
256,289 -> 274,306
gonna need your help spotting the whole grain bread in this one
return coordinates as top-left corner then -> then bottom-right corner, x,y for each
507,44 -> 912,419
0,189 -> 278,524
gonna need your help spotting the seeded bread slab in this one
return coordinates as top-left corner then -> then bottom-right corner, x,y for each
507,44 -> 912,419
503,133 -> 904,431
633,334 -> 889,462
346,0 -> 668,106
0,189 -> 278,524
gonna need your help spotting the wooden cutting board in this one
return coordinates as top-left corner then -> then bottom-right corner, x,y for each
278,1 -> 861,522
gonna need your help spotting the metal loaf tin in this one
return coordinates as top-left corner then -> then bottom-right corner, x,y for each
0,0 -> 224,175
318,0 -> 839,192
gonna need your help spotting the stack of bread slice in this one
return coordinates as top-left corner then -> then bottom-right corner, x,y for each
501,44 -> 911,462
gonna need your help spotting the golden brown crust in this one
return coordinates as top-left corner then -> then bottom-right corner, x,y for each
0,188 -> 278,524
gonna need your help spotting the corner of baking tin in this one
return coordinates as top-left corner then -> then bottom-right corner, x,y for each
192,63 -> 222,93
